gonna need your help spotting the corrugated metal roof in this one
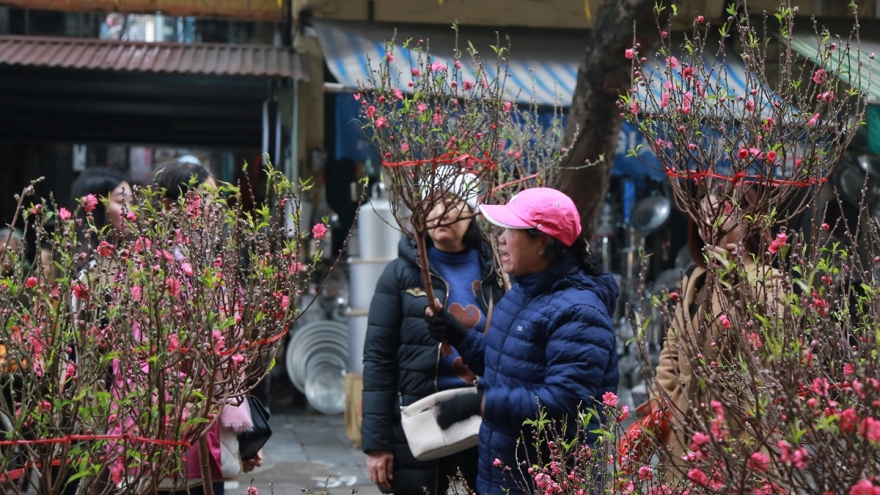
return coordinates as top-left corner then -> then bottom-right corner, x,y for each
0,35 -> 307,80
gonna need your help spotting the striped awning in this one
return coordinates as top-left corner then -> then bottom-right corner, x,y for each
314,21 -> 758,108
789,32 -> 880,102
314,20 -> 581,106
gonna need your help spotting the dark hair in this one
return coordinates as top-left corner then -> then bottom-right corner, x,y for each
525,229 -> 603,276
153,160 -> 212,201
69,168 -> 128,234
687,186 -> 771,268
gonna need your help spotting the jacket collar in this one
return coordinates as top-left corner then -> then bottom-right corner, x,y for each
517,258 -> 579,297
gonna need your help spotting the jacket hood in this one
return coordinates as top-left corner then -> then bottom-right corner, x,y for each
552,270 -> 620,316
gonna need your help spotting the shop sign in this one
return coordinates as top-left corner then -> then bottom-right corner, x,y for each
3,0 -> 287,22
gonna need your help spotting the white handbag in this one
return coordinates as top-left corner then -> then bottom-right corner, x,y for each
400,387 -> 481,461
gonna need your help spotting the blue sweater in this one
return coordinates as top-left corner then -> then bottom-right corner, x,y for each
427,247 -> 486,390
456,260 -> 620,495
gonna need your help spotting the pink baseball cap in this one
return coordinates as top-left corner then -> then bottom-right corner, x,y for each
480,188 -> 582,247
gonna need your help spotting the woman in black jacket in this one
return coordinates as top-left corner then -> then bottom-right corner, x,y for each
362,170 -> 504,495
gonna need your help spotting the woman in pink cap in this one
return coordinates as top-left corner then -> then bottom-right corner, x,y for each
426,187 -> 620,495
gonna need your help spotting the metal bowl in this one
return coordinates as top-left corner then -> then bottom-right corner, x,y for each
305,362 -> 346,415
631,195 -> 672,237
285,320 -> 348,393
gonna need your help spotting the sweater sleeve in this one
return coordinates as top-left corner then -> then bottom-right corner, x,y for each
361,263 -> 403,453
482,305 -> 615,426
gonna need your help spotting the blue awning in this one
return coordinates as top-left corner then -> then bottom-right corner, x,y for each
317,21 -> 758,182
314,20 -> 581,106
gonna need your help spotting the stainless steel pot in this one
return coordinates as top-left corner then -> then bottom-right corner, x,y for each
348,258 -> 393,309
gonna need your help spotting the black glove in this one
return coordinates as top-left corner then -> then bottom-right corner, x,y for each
436,389 -> 484,429
425,307 -> 469,346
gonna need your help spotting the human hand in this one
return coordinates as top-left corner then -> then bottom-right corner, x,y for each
437,389 -> 484,429
425,299 -> 468,346
366,451 -> 394,490
242,449 -> 263,473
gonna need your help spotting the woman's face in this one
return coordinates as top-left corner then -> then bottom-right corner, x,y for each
107,181 -> 133,232
497,228 -> 550,277
426,198 -> 472,252
695,194 -> 740,246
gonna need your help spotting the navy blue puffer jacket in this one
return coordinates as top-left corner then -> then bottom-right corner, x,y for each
457,260 -> 619,495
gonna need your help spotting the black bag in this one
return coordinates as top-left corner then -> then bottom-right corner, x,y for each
238,396 -> 272,461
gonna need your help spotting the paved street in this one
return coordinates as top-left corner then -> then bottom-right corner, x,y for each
226,406 -> 380,495
219,370 -> 381,495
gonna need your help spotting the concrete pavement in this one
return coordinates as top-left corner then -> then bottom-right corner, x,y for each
226,406 -> 382,495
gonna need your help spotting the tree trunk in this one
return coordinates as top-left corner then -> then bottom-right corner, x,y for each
556,0 -> 679,240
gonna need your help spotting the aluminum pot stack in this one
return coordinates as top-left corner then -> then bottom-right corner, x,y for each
344,184 -> 399,439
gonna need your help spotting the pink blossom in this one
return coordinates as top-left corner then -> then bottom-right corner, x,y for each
400,142 -> 410,152
463,80 -> 474,90
690,431 -> 711,450
432,61 -> 447,72
109,461 -> 124,485
375,116 -> 387,128
696,15 -> 705,23
666,56 -> 679,69
840,408 -> 859,432
454,60 -> 461,69
168,334 -> 180,352
385,52 -> 394,62
687,468 -> 709,486
747,452 -> 769,472
132,286 -> 142,302
353,93 -> 361,101
844,363 -> 855,375
312,223 -> 328,240
503,102 -> 512,112
433,112 -> 444,126
59,208 -> 72,221
718,314 -> 730,329
812,69 -> 828,84
738,148 -> 749,159
417,102 -> 428,113
768,232 -> 788,254
232,354 -> 246,366
850,479 -> 880,495
745,100 -> 755,112
807,113 -> 820,126
165,277 -> 181,297
625,48 -> 634,59
25,277 -> 38,289
411,68 -> 421,77
181,262 -> 193,277
661,92 -> 670,107
394,89 -> 404,100
366,106 -> 376,119
246,487 -> 259,495
73,282 -> 89,301
862,417 -> 880,443
493,458 -> 502,467
97,240 -> 114,257
82,194 -> 98,213
766,150 -> 777,162
617,405 -> 629,421
638,466 -> 653,480
602,391 -> 618,407
821,222 -> 830,230
681,66 -> 695,79
629,101 -> 640,115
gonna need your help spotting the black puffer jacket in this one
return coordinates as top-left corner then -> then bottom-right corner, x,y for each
362,236 -> 504,495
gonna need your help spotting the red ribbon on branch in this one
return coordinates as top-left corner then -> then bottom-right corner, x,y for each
665,168 -> 827,187
382,151 -> 498,171
0,434 -> 191,448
